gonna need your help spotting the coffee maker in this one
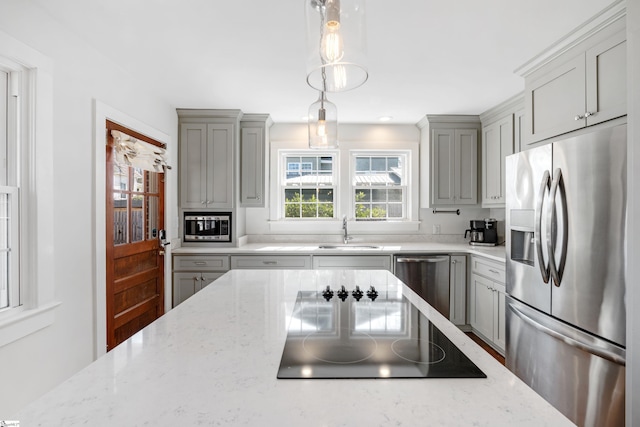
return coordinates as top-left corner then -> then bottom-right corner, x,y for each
464,218 -> 499,246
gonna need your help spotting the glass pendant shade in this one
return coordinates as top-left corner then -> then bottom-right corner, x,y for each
308,92 -> 338,149
305,0 -> 368,92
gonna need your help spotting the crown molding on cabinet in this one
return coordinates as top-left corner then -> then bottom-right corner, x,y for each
241,113 -> 273,128
514,0 -> 626,78
176,109 -> 243,120
417,115 -> 481,129
479,92 -> 524,125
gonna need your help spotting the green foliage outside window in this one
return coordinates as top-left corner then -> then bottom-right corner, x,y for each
355,191 -> 387,219
285,191 -> 334,218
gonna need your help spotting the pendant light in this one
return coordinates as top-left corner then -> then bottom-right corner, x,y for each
308,91 -> 338,149
305,0 -> 368,93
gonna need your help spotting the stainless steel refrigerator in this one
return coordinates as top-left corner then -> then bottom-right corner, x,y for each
505,124 -> 626,427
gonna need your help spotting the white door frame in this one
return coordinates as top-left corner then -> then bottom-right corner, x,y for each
93,100 -> 170,358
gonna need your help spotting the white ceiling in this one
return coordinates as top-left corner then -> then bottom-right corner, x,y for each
32,0 -> 614,124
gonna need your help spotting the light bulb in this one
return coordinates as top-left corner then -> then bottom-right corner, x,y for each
320,0 -> 344,63
320,25 -> 344,63
317,119 -> 327,137
308,92 -> 337,149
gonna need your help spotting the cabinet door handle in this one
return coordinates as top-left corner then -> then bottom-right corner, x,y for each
584,111 -> 594,118
574,114 -> 585,121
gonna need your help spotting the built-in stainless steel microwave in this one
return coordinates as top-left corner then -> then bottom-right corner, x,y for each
184,213 -> 231,242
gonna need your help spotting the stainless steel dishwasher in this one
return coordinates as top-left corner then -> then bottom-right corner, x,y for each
394,255 -> 451,318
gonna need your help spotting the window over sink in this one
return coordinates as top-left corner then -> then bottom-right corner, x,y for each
269,136 -> 419,233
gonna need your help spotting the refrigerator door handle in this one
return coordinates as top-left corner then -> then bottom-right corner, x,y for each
547,168 -> 568,287
509,303 -> 626,366
535,170 -> 551,283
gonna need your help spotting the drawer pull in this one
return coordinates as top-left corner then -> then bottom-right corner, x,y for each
488,269 -> 500,274
194,261 -> 207,266
263,261 -> 278,265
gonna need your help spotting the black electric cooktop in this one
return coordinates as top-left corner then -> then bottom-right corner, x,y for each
277,286 -> 486,379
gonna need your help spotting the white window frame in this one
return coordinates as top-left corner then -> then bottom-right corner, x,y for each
350,151 -> 409,221
269,137 -> 419,234
0,31 -> 58,348
0,186 -> 20,312
277,151 -> 339,220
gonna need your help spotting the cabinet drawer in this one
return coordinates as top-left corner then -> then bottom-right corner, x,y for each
312,255 -> 392,271
230,255 -> 311,269
471,256 -> 505,283
173,255 -> 230,272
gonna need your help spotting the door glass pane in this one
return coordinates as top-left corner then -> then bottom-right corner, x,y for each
131,194 -> 144,243
147,195 -> 158,240
114,164 -> 128,192
147,171 -> 159,194
113,195 -> 128,245
132,167 -> 144,193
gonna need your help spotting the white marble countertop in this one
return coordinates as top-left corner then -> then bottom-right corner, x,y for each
173,242 -> 507,263
15,270 -> 572,426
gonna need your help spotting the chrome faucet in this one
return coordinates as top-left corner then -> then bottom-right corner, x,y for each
342,216 -> 352,244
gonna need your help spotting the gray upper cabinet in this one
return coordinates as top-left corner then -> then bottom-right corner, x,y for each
240,114 -> 272,208
420,115 -> 480,207
520,13 -> 626,145
479,93 -> 523,208
481,115 -> 513,207
178,109 -> 241,209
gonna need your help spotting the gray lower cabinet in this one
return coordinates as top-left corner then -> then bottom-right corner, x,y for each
449,255 -> 466,326
312,255 -> 392,271
172,255 -> 230,307
469,256 -> 506,354
230,255 -> 312,269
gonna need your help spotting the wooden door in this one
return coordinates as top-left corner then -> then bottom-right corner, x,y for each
106,120 -> 165,351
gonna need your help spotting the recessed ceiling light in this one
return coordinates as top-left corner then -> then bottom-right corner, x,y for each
378,116 -> 393,122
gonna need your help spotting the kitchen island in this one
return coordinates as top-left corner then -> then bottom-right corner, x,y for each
15,270 -> 572,426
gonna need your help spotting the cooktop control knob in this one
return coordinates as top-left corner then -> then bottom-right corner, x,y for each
352,286 -> 364,301
367,286 -> 378,301
337,285 -> 349,301
322,286 -> 334,301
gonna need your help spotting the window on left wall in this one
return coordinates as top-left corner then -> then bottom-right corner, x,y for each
0,32 -> 57,347
0,68 -> 21,312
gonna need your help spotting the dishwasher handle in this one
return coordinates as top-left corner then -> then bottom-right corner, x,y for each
395,256 -> 449,263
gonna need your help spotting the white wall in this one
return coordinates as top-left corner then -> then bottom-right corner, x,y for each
246,122 -> 491,242
0,1 -> 177,415
627,1 -> 639,425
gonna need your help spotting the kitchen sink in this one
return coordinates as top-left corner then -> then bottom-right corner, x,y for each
317,245 -> 382,250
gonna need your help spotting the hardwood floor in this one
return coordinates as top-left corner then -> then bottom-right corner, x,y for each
465,332 -> 505,365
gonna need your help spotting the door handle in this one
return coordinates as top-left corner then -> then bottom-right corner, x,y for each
535,170 -> 551,283
547,168 -> 567,287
